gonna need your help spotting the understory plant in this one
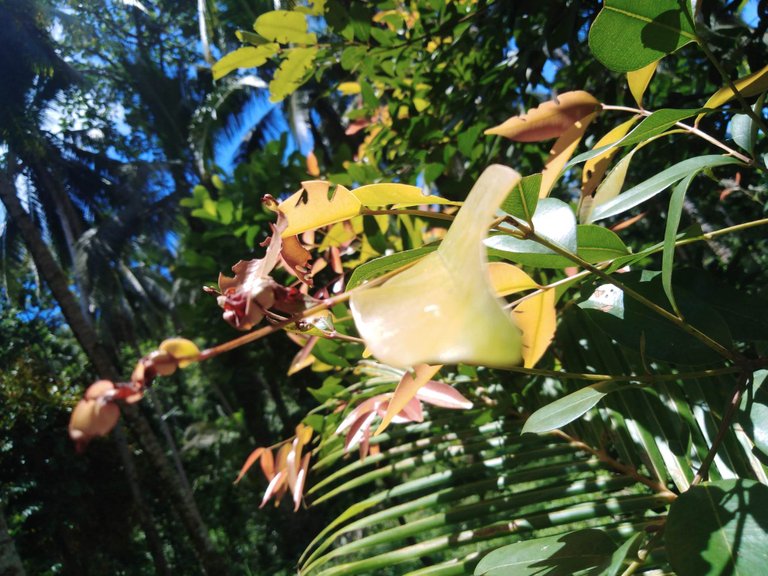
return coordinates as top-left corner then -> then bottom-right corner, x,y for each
70,1 -> 768,574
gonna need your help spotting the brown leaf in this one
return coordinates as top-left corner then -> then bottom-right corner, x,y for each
485,91 -> 600,142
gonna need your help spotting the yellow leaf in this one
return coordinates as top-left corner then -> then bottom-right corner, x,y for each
159,338 -> 200,368
351,165 -> 523,368
581,116 -> 639,201
513,289 -> 556,368
627,61 -> 658,108
582,148 -> 639,224
375,364 -> 442,435
485,91 -> 600,142
338,81 -> 361,95
351,182 -> 461,207
540,112 -> 597,197
703,63 -> 768,112
488,262 -> 540,297
278,180 -> 362,236
212,44 -> 279,81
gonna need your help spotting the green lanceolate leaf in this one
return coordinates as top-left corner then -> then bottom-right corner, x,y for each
666,480 -> 768,576
590,155 -> 743,222
601,532 -> 644,576
740,370 -> 768,458
212,44 -> 279,80
568,108 -> 703,169
254,10 -> 317,44
347,245 -> 438,290
662,172 -> 696,315
474,529 -> 617,576
501,174 -> 541,222
269,47 -> 319,102
522,381 -> 624,434
589,0 -> 697,72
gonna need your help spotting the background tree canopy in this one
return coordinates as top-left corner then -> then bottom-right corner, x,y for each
2,0 -> 768,575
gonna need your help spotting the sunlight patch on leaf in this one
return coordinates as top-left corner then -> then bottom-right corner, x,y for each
628,60 -> 659,107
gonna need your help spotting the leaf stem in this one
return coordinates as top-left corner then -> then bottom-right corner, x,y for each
695,38 -> 768,135
552,430 -> 676,498
506,217 -> 739,362
691,373 -> 750,485
601,104 -> 752,163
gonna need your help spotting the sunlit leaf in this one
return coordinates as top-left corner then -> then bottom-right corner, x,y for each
666,480 -> 768,576
513,289 -> 556,368
541,112 -> 597,197
581,117 -> 639,202
346,246 -> 438,291
351,165 -> 523,369
269,47 -> 318,102
522,381 -> 623,434
627,60 -> 659,107
486,198 -> 577,258
212,44 -> 280,80
475,529 -> 617,576
159,338 -> 200,368
351,182 -> 460,207
501,174 -> 540,222
278,181 -> 362,237
488,262 -> 540,297
415,381 -> 473,410
254,10 -> 317,44
338,81 -> 361,95
485,91 -> 600,142
702,64 -> 768,112
375,364 -> 442,435
588,0 -> 696,72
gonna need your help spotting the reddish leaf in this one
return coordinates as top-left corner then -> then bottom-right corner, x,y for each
416,381 -> 473,410
234,447 -> 265,484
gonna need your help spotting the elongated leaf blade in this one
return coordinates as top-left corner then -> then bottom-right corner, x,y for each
662,172 -> 696,315
522,381 -> 623,434
590,156 -> 743,222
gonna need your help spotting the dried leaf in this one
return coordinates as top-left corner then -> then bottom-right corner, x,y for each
375,364 -> 441,435
485,91 -> 600,142
514,289 -> 557,368
351,165 -> 523,369
540,112 -> 597,197
416,381 -> 473,410
234,447 -> 265,484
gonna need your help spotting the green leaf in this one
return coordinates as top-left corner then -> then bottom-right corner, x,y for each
730,93 -> 765,155
522,381 -> 624,434
211,44 -> 279,80
740,370 -> 768,458
576,225 -> 629,262
254,10 -> 317,44
590,155 -> 743,222
269,47 -> 318,102
347,245 -> 438,290
488,223 -> 627,269
588,0 -> 696,72
568,108 -> 704,169
487,198 -> 577,258
501,174 -> 541,222
662,172 -> 695,315
666,480 -> 768,576
601,532 -> 644,576
474,529 -> 617,576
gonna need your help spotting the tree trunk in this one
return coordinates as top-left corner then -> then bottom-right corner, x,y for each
0,175 -> 229,576
0,501 -> 26,576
